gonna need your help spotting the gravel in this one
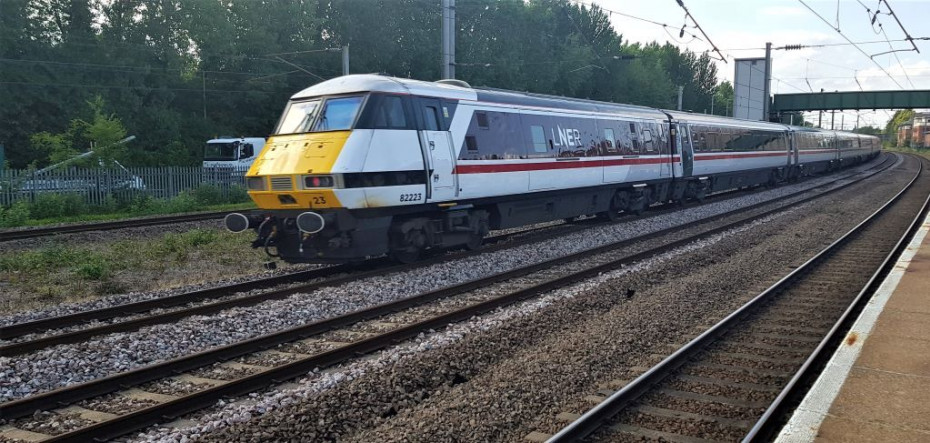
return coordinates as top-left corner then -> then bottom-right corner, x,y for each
0,219 -> 223,253
0,264 -> 323,328
0,157 -> 896,405
122,156 -> 910,443
78,393 -> 160,415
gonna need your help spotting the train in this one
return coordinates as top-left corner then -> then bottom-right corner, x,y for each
225,74 -> 881,264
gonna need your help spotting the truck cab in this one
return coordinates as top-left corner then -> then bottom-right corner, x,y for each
203,137 -> 266,170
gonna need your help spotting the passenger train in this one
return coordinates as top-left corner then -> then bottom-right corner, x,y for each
225,74 -> 881,263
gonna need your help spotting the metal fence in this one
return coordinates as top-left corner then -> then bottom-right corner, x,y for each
0,166 -> 246,207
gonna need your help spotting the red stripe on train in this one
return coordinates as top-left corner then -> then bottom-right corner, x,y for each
453,156 -> 677,174
693,152 -> 787,161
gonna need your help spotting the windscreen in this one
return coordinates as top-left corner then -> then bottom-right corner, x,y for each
204,142 -> 238,161
313,96 -> 364,131
275,96 -> 363,135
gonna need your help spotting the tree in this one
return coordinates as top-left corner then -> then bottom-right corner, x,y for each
712,81 -> 733,116
853,126 -> 882,136
2,0 -> 729,168
884,109 -> 915,143
26,96 -> 129,168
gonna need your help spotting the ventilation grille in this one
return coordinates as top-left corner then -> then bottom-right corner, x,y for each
269,176 -> 293,191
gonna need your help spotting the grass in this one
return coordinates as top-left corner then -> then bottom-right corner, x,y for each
0,228 -> 279,315
0,184 -> 255,228
20,201 -> 255,227
887,146 -> 930,161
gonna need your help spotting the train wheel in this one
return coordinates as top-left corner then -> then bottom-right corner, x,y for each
598,191 -> 625,222
390,247 -> 421,264
465,232 -> 484,251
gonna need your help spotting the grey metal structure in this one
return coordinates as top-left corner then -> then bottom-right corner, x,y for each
773,89 -> 930,112
441,0 -> 456,79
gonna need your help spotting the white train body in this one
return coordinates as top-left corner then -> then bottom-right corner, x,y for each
229,75 -> 881,263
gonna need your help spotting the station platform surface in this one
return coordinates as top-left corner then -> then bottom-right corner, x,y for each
775,209 -> 930,442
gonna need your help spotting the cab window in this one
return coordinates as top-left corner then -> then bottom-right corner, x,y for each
276,99 -> 322,134
313,96 -> 364,131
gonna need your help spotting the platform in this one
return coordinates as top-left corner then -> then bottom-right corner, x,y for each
775,209 -> 930,442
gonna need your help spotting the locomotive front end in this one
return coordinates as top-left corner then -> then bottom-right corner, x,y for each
228,92 -> 387,262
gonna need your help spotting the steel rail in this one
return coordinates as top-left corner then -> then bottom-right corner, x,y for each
0,154 -> 895,354
0,156 -> 900,441
548,155 -> 926,442
743,159 -> 930,442
0,210 -> 234,242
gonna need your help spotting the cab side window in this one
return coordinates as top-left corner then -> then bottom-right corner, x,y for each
423,106 -> 441,131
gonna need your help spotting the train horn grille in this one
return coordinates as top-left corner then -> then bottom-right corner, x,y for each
269,176 -> 294,191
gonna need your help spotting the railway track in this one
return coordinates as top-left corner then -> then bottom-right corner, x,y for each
547,155 -> 930,442
0,211 -> 234,242
0,154 -> 896,356
0,155 -> 906,442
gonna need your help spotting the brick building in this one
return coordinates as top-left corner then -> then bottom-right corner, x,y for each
898,112 -> 930,148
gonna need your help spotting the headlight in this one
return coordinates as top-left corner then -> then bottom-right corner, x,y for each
246,177 -> 266,191
303,175 -> 335,188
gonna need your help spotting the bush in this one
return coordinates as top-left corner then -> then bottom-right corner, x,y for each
74,258 -> 110,280
190,184 -> 225,206
228,184 -> 250,203
30,193 -> 87,219
159,229 -> 219,259
0,201 -> 30,227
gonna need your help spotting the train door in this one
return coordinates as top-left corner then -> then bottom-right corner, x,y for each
789,131 -> 798,167
418,98 -> 458,202
677,123 -> 694,177
653,123 -> 672,179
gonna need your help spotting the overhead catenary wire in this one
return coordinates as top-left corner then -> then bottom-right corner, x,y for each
878,25 -> 916,88
797,0 -> 905,89
672,0 -> 727,63
567,0 -> 704,43
850,0 -> 917,88
722,37 -> 930,51
876,0 -> 921,53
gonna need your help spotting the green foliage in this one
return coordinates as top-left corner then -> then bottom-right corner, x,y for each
885,109 -> 915,144
159,229 -> 220,260
2,0 -> 729,169
30,132 -> 78,167
29,193 -> 87,219
74,258 -> 110,280
0,201 -> 30,227
853,126 -> 882,136
0,183 -> 247,226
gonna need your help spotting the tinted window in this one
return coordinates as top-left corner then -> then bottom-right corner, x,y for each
372,95 -> 407,129
476,112 -> 489,129
459,111 -> 526,160
423,106 -> 441,131
465,136 -> 478,151
313,96 -> 364,131
276,99 -> 322,134
530,125 -> 548,153
603,128 -> 616,154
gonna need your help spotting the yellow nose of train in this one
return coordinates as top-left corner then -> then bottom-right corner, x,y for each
245,132 -> 348,210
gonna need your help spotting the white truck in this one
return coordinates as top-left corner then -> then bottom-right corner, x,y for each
203,137 -> 266,170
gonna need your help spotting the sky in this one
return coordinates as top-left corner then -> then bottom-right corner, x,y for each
587,0 -> 930,129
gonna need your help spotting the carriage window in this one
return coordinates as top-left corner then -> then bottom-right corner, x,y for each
530,125 -> 548,153
476,112 -> 489,129
604,128 -> 616,153
629,122 -> 641,153
465,136 -> 478,151
642,126 -> 655,153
